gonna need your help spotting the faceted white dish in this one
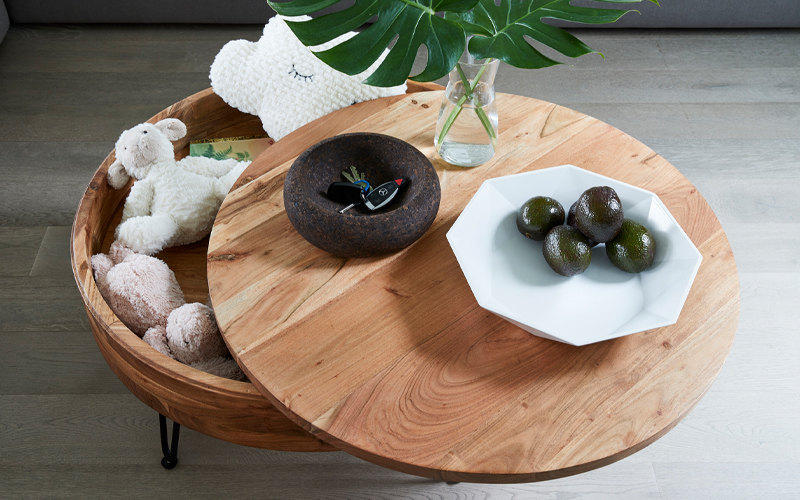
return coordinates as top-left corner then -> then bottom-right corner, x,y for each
446,165 -> 703,346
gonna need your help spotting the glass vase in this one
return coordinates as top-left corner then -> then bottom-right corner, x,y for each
434,56 -> 500,167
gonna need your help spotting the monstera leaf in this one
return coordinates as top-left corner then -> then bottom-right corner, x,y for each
448,0 -> 658,69
268,0 -> 657,87
268,0 -> 481,87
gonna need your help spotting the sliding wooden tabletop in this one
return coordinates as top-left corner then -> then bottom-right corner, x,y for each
207,91 -> 739,483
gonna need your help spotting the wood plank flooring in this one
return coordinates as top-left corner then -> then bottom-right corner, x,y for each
0,24 -> 798,499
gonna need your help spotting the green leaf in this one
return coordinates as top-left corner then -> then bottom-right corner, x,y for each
269,0 -> 480,87
268,0 -> 656,85
449,0 -> 646,69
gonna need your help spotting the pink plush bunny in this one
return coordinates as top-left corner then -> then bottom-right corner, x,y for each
92,242 -> 245,381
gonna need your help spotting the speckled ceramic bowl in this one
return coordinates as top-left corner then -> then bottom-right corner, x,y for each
284,133 -> 441,258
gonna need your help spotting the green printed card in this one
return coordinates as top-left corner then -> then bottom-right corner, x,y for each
189,135 -> 274,162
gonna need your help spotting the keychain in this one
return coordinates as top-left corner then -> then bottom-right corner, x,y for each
327,181 -> 365,214
327,167 -> 408,214
341,166 -> 371,194
363,178 -> 407,211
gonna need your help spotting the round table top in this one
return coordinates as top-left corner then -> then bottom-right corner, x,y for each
207,91 -> 739,483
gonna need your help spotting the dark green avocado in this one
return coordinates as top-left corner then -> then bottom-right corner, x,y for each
574,186 -> 624,243
567,201 -> 598,247
516,196 -> 565,241
542,225 -> 592,277
605,219 -> 656,273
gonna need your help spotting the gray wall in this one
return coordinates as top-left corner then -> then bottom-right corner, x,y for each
2,0 -> 799,27
4,0 -> 273,24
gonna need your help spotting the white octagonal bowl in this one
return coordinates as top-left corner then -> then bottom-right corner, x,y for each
446,165 -> 703,346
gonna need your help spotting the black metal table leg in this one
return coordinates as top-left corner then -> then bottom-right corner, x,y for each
159,413 -> 181,469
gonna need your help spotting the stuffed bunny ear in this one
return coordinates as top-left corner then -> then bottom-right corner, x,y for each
153,118 -> 187,142
90,253 -> 113,289
107,158 -> 130,190
108,241 -> 136,265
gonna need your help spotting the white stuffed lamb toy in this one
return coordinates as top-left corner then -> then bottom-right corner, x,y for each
107,118 -> 249,255
210,15 -> 406,141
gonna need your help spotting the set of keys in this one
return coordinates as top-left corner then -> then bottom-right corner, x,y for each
328,166 -> 408,214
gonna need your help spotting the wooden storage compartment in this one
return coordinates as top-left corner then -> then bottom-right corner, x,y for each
70,87 -> 336,451
72,82 -> 439,451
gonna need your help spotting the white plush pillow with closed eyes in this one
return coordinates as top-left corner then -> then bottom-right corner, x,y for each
210,15 -> 406,141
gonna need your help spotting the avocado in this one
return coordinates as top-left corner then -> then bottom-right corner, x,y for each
605,219 -> 656,273
574,186 -> 624,243
516,196 -> 565,241
542,225 -> 592,276
567,201 -> 598,247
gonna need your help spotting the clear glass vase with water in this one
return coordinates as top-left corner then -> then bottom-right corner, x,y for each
434,55 -> 500,167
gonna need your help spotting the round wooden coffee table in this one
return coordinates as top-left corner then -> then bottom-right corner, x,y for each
207,92 -> 739,483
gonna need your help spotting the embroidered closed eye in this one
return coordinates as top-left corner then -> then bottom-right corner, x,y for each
288,64 -> 314,83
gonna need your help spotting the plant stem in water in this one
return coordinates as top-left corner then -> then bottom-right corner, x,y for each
436,59 -> 496,153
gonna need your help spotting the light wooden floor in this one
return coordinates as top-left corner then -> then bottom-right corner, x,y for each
1,24 -> 798,499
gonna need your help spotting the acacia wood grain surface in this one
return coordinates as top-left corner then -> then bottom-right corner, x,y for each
208,91 -> 740,483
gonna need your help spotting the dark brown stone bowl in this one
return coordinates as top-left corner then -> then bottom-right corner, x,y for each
284,133 -> 441,258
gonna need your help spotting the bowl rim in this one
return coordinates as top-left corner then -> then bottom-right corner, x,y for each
285,131 -> 439,221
